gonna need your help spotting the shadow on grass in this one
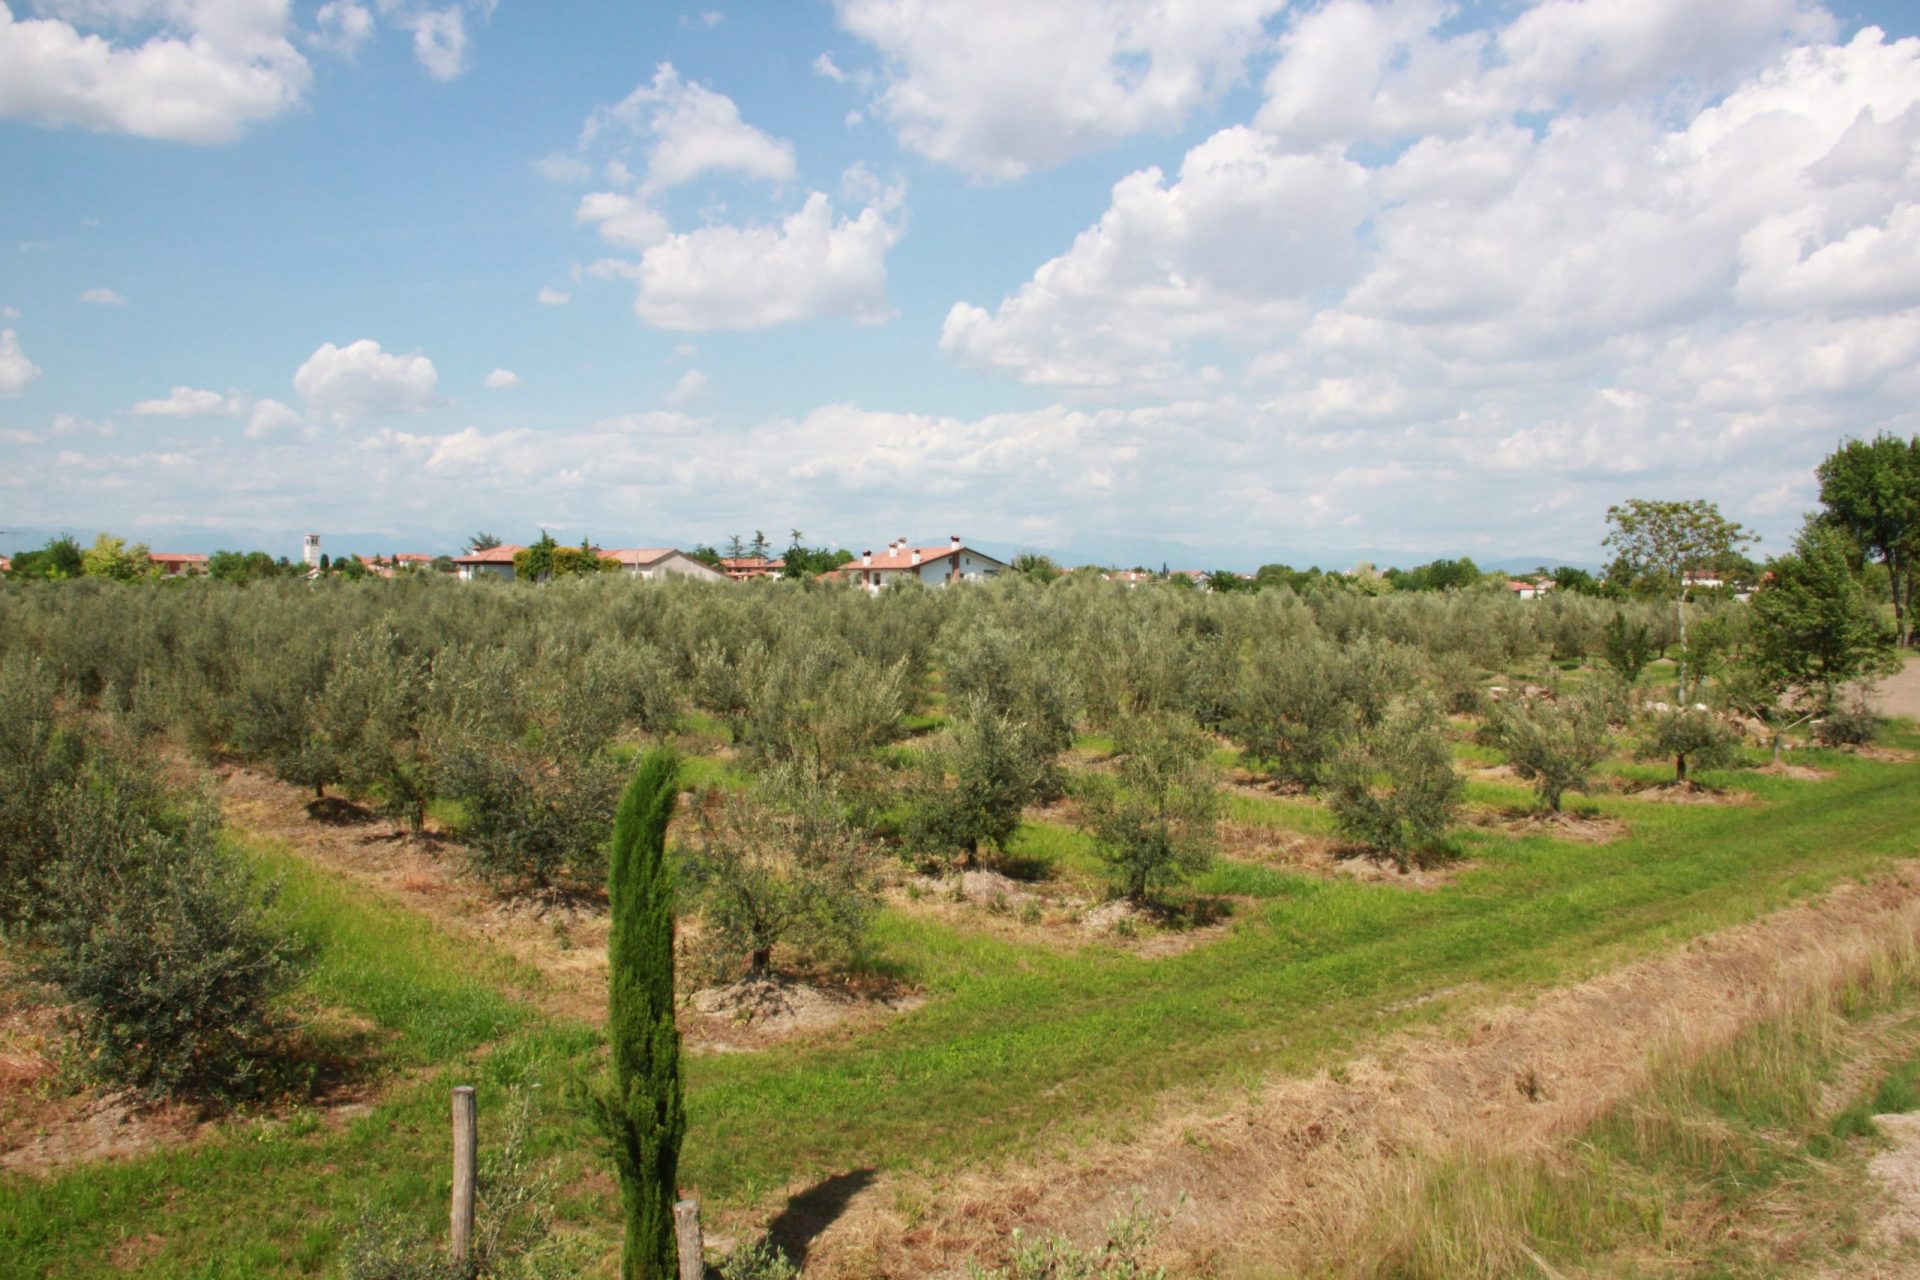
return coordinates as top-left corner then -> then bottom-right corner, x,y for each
765,1167 -> 879,1268
305,795 -> 377,826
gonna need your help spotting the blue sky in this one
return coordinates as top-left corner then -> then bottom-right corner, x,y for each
3,0 -> 1919,568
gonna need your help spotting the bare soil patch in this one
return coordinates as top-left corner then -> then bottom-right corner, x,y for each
888,871 -> 1232,956
1464,807 -> 1628,845
1864,657 -> 1920,723
1866,1113 -> 1920,1252
1850,745 -> 1919,764
791,865 -> 1920,1279
1757,761 -> 1839,781
1626,780 -> 1764,805
1217,820 -> 1465,888
688,976 -> 926,1054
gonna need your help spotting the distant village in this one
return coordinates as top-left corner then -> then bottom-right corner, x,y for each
0,528 -> 1762,601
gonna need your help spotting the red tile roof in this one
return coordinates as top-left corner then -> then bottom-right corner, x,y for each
454,545 -> 522,564
849,544 -> 959,572
603,548 -> 677,567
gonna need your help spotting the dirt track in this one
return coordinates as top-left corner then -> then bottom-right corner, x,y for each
796,866 -> 1920,1279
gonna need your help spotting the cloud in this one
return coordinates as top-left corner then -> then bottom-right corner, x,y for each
0,329 -> 39,396
132,386 -> 244,417
832,0 -> 1283,180
313,0 -> 374,56
293,339 -> 438,421
581,63 -> 796,194
942,128 -> 1367,394
245,397 -> 300,438
534,152 -> 591,183
664,368 -> 708,405
813,52 -> 848,83
680,9 -> 723,29
0,0 -> 312,143
537,285 -> 571,305
484,367 -> 521,389
633,189 -> 903,330
79,286 -> 126,305
405,6 -> 466,79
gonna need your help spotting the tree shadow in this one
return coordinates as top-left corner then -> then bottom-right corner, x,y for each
764,1167 -> 879,1268
305,795 -> 377,826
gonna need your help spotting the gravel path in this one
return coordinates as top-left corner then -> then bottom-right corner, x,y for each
1873,655 -> 1920,722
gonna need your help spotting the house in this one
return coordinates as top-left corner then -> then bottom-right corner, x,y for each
836,536 -> 1008,594
1507,578 -> 1553,601
719,555 -> 784,581
1682,570 -> 1726,590
454,545 -> 521,581
0,556 -> 10,576
604,548 -> 730,583
149,552 -> 210,578
1105,570 -> 1153,587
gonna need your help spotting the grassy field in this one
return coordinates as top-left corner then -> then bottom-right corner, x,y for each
3,718 -> 1919,1277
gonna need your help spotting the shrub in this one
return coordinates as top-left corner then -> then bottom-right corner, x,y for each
719,1239 -> 800,1280
1078,712 -> 1219,904
1637,707 -> 1741,784
1230,634 -> 1419,789
0,658 -> 86,929
1489,692 -> 1611,812
680,770 -> 876,981
439,741 -> 627,892
1812,700 -> 1881,747
38,755 -> 303,1097
966,1194 -> 1171,1280
1603,612 -> 1655,685
1326,696 -> 1464,870
1428,650 -> 1485,715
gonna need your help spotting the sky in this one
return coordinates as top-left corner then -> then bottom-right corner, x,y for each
2,0 -> 1918,570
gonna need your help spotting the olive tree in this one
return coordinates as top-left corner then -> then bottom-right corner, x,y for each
1077,712 -> 1219,904
1326,695 -> 1463,869
678,770 -> 876,980
1638,707 -> 1740,785
1489,692 -> 1611,812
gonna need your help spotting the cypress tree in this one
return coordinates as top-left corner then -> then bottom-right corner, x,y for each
589,748 -> 685,1280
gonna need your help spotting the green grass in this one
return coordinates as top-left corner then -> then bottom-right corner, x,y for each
6,729 -> 1919,1276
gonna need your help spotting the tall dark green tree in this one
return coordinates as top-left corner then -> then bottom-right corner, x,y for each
1748,521 -> 1899,709
1817,433 -> 1919,645
588,749 -> 685,1280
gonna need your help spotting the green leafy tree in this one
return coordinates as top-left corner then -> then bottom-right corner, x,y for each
316,626 -> 435,831
1602,611 -> 1656,685
1012,552 -> 1061,584
10,533 -> 85,580
1489,692 -> 1611,812
1077,712 -> 1219,903
1748,520 -> 1899,710
513,531 -> 561,582
1816,433 -> 1919,645
468,531 -> 502,552
1602,499 -> 1755,693
586,749 -> 684,1280
81,532 -> 153,581
1326,695 -> 1463,868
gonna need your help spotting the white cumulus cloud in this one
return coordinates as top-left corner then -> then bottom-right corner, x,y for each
0,328 -> 40,396
245,397 -> 300,438
537,285 -> 571,305
313,0 -> 374,55
132,386 -> 244,417
293,339 -> 438,422
0,0 -> 312,143
484,368 -> 521,389
833,0 -> 1284,180
634,190 -> 903,330
664,368 -> 708,405
79,286 -> 126,305
405,6 -> 466,79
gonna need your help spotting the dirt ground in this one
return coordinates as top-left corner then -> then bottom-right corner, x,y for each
790,864 -> 1920,1279
1870,656 -> 1920,722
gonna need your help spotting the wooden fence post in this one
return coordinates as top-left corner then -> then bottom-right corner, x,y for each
451,1086 -> 477,1265
673,1199 -> 704,1280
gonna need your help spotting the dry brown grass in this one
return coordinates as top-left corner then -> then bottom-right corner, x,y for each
790,864 -> 1920,1279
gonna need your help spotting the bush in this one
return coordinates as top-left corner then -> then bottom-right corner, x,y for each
1077,712 -> 1219,904
680,771 -> 877,981
1603,612 -> 1656,684
438,741 -> 627,892
0,658 -> 86,929
1326,696 -> 1464,869
1489,692 -> 1611,812
966,1194 -> 1171,1280
1229,634 -> 1419,789
1812,700 -> 1882,747
37,754 -> 303,1097
1428,650 -> 1485,715
1637,707 -> 1741,784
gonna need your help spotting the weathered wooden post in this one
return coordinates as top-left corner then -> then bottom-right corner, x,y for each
451,1085 -> 477,1265
673,1199 -> 704,1280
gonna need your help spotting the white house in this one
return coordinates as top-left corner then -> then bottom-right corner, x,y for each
1507,578 -> 1553,601
838,536 -> 1008,594
454,545 -> 520,581
604,547 -> 729,583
